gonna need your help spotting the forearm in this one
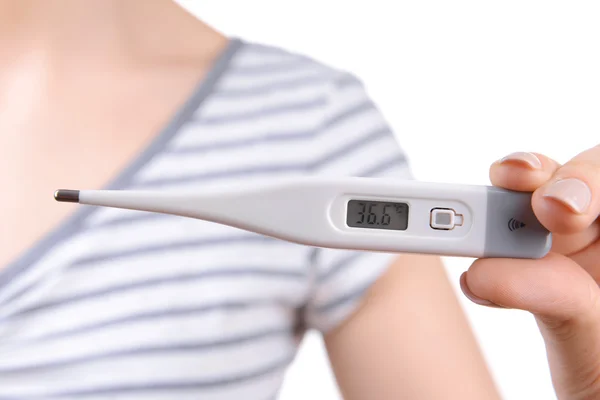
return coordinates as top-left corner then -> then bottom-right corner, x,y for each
325,254 -> 501,399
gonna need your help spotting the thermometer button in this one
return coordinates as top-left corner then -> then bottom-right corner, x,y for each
430,208 -> 463,230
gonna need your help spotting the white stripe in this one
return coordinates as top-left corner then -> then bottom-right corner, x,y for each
232,47 -> 302,67
132,171 -> 308,191
137,140 -> 313,182
312,109 -> 388,157
67,373 -> 282,400
85,207 -> 154,226
372,163 -> 413,179
63,219 -> 245,260
316,135 -> 405,175
0,306 -> 290,369
198,84 -> 328,120
175,107 -> 322,143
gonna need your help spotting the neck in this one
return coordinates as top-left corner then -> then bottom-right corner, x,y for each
0,0 -> 221,68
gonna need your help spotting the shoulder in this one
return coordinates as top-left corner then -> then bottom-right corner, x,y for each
205,38 -> 386,144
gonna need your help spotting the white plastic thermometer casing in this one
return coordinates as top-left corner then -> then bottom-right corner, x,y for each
74,177 -> 552,259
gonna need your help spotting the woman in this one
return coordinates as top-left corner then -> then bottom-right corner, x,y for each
1,1 -> 598,399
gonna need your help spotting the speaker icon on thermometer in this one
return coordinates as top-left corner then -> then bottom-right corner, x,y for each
508,218 -> 526,231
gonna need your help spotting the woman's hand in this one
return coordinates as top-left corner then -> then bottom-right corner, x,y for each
460,146 -> 600,399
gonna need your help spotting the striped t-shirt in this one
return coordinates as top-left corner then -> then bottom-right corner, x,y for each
0,38 -> 412,399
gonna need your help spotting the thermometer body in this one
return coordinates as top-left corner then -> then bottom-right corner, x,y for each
56,177 -> 552,259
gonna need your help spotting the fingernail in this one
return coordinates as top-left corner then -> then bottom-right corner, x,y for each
459,273 -> 504,308
542,178 -> 592,214
498,152 -> 542,170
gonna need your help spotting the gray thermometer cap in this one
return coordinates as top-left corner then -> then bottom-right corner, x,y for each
484,187 -> 552,258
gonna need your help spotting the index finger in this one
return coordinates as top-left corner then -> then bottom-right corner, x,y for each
533,144 -> 600,234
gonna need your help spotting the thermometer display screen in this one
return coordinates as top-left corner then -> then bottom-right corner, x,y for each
346,200 -> 409,231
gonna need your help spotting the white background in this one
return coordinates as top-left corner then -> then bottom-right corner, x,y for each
180,2 -> 599,399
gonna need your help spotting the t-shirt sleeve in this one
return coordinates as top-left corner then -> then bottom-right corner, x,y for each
304,72 -> 413,333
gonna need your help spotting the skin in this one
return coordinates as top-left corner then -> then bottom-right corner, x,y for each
2,0 -> 595,399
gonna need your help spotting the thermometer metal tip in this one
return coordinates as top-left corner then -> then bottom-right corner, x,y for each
54,189 -> 80,203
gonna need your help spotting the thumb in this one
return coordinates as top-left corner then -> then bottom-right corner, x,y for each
460,253 -> 600,398
461,253 -> 596,319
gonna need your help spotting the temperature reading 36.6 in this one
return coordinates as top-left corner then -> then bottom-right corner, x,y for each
347,200 -> 409,231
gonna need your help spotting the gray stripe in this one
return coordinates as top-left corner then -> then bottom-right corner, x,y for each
16,267 -> 305,317
316,253 -> 363,283
335,74 -> 361,88
321,101 -> 374,131
199,96 -> 326,125
360,153 -> 409,177
213,75 -> 331,98
167,100 -> 374,156
136,121 -> 388,188
2,355 -> 293,398
168,128 -> 315,156
316,278 -> 378,314
240,41 -> 301,56
0,279 -> 41,308
86,212 -> 166,229
0,38 -> 244,295
0,328 -> 291,374
311,127 -> 392,170
70,234 -> 279,268
213,72 -> 359,98
16,300 -> 292,343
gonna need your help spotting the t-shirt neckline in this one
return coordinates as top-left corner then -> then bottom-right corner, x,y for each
0,37 -> 244,295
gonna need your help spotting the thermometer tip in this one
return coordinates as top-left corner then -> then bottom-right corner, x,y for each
54,189 -> 80,203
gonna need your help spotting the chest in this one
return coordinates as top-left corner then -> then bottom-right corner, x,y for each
0,213 -> 307,396
0,71 -> 204,270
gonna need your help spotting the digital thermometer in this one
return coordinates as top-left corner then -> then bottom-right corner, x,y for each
54,177 -> 552,259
